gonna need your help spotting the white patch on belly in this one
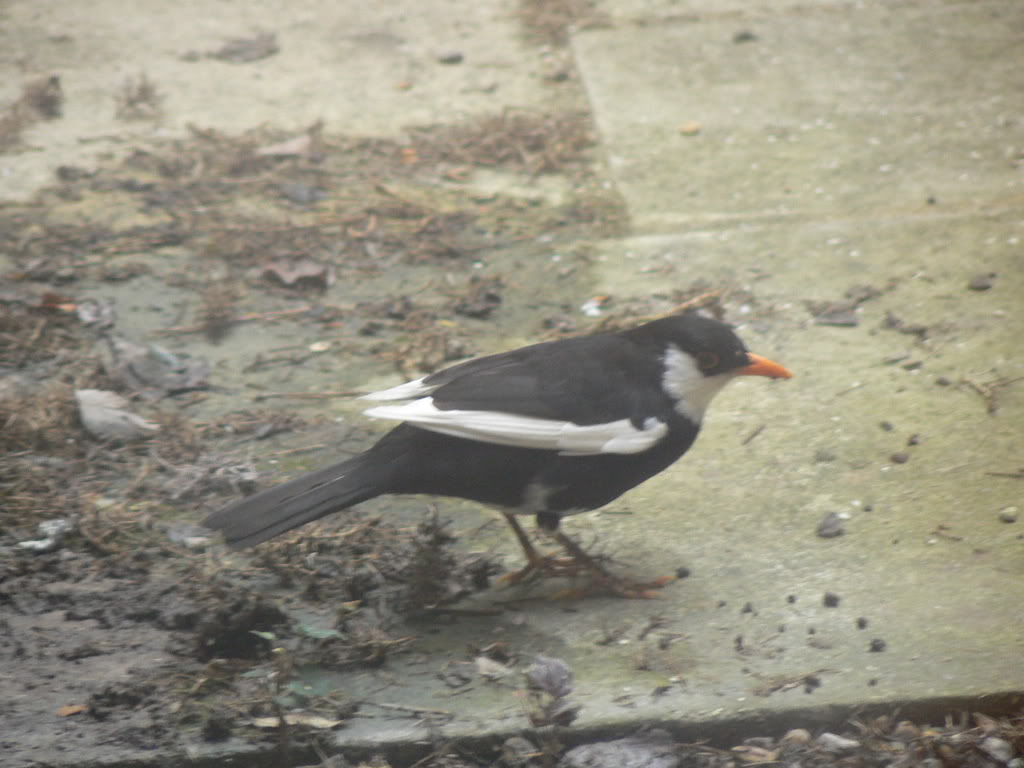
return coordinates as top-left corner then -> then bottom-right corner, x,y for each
501,482 -> 585,518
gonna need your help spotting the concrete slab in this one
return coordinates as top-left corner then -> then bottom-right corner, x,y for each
0,0 -> 553,201
573,1 -> 1023,230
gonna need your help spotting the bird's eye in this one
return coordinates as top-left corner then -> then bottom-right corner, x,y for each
697,352 -> 719,371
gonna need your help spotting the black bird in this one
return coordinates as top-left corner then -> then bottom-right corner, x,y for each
204,313 -> 792,597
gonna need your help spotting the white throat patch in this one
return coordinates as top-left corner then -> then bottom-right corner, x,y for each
661,344 -> 736,423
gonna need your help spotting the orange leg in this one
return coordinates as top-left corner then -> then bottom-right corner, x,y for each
496,513 -> 582,584
546,528 -> 674,599
497,512 -> 675,599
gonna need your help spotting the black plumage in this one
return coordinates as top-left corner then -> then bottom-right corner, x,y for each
204,313 -> 791,597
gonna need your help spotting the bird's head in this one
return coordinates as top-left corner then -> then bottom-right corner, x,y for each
635,313 -> 792,423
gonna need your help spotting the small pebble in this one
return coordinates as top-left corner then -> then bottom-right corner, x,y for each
998,507 -> 1018,524
869,638 -> 887,652
816,512 -> 845,539
967,273 -> 996,291
856,617 -> 869,629
787,595 -> 797,604
814,448 -> 837,463
890,452 -> 910,464
935,376 -> 952,386
907,434 -> 921,446
733,30 -> 758,43
436,50 -> 464,65
823,592 -> 840,607
678,120 -> 702,136
880,421 -> 894,431
676,566 -> 692,579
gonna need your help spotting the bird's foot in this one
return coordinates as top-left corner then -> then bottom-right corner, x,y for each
499,552 -> 675,599
497,551 -> 584,586
545,528 -> 675,599
554,570 -> 675,600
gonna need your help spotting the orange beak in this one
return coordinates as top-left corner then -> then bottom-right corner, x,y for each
739,353 -> 792,379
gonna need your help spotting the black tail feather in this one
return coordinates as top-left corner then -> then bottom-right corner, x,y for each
203,456 -> 381,549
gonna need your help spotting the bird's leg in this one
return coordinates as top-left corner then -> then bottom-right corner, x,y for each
496,512 -> 582,585
537,515 -> 675,599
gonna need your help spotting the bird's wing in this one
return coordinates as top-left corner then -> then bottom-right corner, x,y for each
363,398 -> 668,455
363,334 -> 675,455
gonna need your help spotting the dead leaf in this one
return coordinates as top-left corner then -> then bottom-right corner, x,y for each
75,389 -> 159,441
973,712 -> 999,735
37,291 -> 77,313
250,713 -> 343,729
105,336 -> 210,397
56,704 -> 87,717
208,32 -> 278,63
732,745 -> 780,763
474,656 -> 514,681
262,259 -> 335,290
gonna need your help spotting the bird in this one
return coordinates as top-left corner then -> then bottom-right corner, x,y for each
204,312 -> 792,598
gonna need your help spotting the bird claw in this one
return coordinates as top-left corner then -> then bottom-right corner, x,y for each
497,552 -> 584,585
562,571 -> 675,600
499,554 -> 675,599
497,512 -> 676,599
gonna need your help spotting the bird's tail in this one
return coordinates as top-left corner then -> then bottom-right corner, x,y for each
203,455 -> 382,549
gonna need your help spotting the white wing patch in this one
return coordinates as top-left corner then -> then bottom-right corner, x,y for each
360,376 -> 437,402
364,398 -> 667,456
